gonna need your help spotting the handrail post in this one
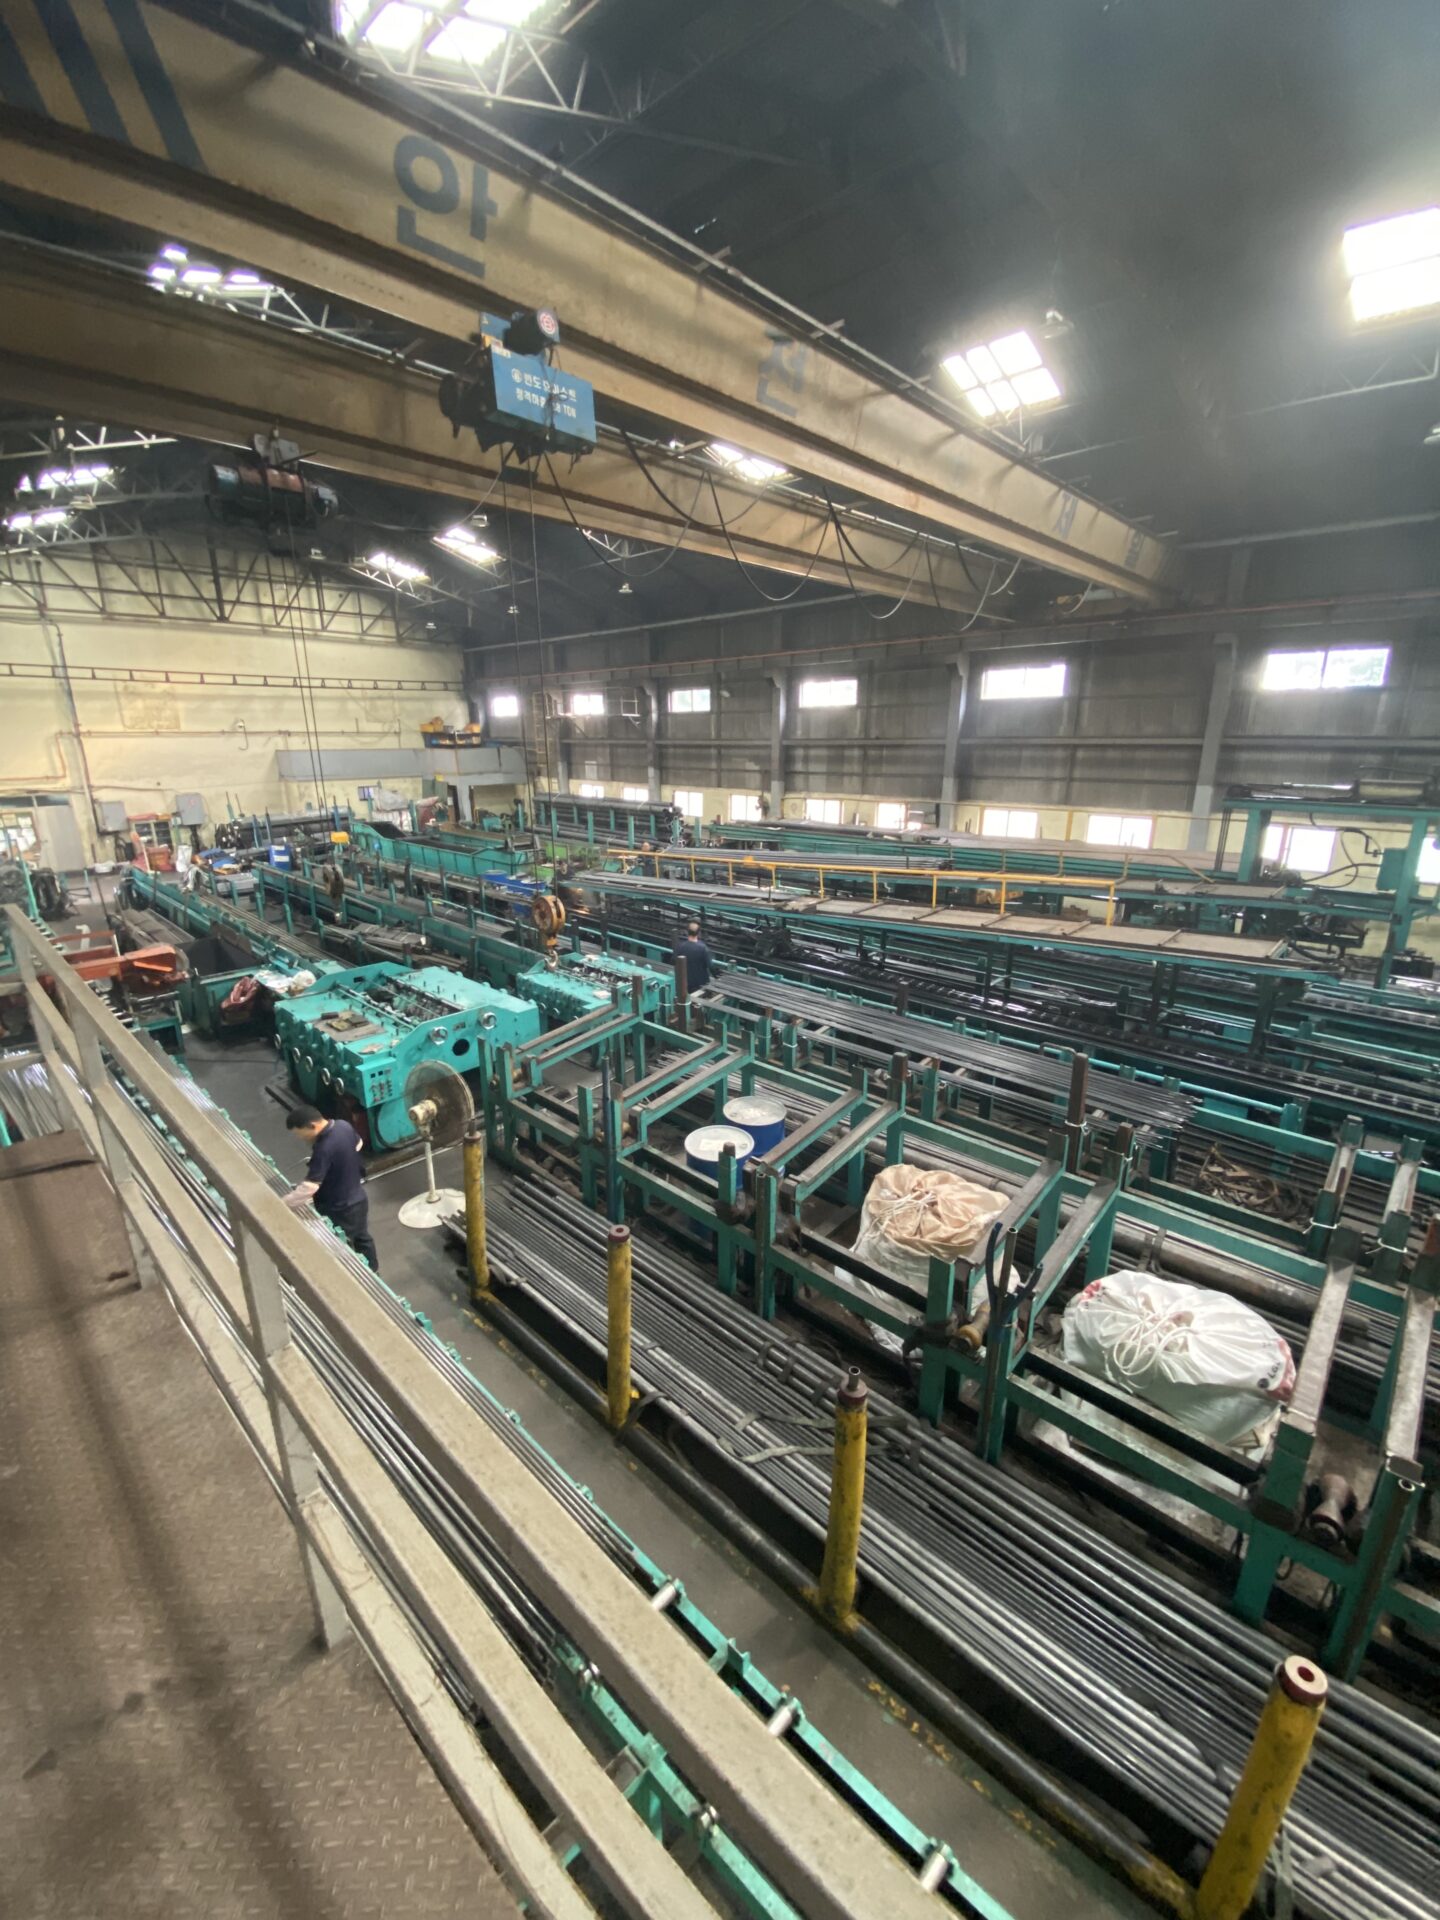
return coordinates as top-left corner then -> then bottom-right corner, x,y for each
606,1223 -> 636,1430
1194,1655 -> 1328,1920
814,1367 -> 868,1628
464,1121 -> 491,1301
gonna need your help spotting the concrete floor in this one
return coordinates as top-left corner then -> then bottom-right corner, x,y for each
186,1030 -> 1145,1920
0,1127 -> 514,1920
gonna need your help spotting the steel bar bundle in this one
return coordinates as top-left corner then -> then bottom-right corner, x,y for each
482,1173 -> 1440,1920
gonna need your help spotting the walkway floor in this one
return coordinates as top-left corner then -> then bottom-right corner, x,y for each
0,1129 -> 517,1920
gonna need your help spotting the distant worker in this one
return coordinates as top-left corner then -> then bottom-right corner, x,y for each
675,919 -> 712,992
283,1104 -> 379,1273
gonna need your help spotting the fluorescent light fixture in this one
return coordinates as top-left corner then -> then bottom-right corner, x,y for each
1343,208 -> 1440,321
148,265 -> 176,284
434,523 -> 501,566
359,1 -> 428,52
6,508 -> 70,532
709,441 -> 788,485
160,244 -> 188,263
181,266 -> 222,287
942,327 -> 1063,418
365,548 -> 428,582
24,464 -> 113,492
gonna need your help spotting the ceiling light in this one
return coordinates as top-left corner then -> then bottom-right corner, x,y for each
357,1 -> 428,53
365,548 -> 428,582
618,580 -> 634,594
1343,208 -> 1440,322
434,524 -> 501,566
990,330 -> 1044,376
941,326 -> 1064,419
181,266 -> 222,287
709,441 -> 787,485
148,265 -> 176,284
7,508 -> 70,532
160,244 -> 188,263
27,464 -> 113,492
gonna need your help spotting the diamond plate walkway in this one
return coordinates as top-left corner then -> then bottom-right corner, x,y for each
0,1131 -> 518,1920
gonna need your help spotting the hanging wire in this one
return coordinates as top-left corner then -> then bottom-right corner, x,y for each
540,450 -> 707,583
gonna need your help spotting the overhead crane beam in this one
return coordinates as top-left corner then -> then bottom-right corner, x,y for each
0,0 -> 1174,602
0,248 -> 986,610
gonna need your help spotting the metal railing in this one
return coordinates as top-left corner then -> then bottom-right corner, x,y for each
3,904 -> 947,1920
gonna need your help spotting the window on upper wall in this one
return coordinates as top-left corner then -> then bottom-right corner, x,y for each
805,797 -> 842,824
981,806 -> 1039,838
980,662 -> 1066,701
621,785 -> 649,802
1419,839 -> 1440,885
874,802 -> 908,831
1261,646 -> 1389,691
1086,814 -> 1154,849
673,789 -> 704,817
488,691 -> 520,719
668,686 -> 711,714
1263,824 -> 1337,874
729,793 -> 762,822
797,677 -> 858,709
569,691 -> 605,716
574,782 -> 605,799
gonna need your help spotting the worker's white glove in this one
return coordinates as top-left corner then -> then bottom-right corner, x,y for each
282,1186 -> 312,1213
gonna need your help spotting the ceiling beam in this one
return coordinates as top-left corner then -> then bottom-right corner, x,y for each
0,249 -> 985,612
0,0 -> 1172,600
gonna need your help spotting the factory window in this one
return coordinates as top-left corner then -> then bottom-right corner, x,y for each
668,686 -> 711,714
621,785 -> 649,802
806,797 -> 843,824
1261,646 -> 1388,691
1085,813 -> 1154,849
874,802 -> 910,830
673,789 -> 704,818
488,691 -> 520,719
981,806 -> 1039,838
575,782 -> 606,799
1263,824 -> 1338,874
797,677 -> 858,709
941,329 -> 1064,419
729,793 -> 763,822
980,662 -> 1066,701
1419,839 -> 1440,885
569,691 -> 605,716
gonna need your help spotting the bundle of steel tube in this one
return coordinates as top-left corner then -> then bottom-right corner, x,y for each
483,1173 -> 1440,1920
707,973 -> 1196,1134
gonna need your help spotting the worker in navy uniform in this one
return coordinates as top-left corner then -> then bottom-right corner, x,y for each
282,1104 -> 379,1273
674,919 -> 712,992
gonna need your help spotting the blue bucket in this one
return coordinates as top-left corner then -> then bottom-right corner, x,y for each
685,1124 -> 755,1181
722,1094 -> 787,1159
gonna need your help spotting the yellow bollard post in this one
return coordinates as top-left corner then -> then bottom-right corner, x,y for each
815,1367 -> 869,1628
463,1122 -> 490,1302
606,1224 -> 636,1430
1194,1655 -> 1329,1920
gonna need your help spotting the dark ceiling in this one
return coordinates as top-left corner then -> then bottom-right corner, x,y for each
5,0 -> 1440,649
463,0 -> 1440,541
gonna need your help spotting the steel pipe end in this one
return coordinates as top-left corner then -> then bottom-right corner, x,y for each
837,1365 -> 869,1411
1277,1655 -> 1328,1707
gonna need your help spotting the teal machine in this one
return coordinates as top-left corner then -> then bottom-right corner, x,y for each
273,960 -> 539,1149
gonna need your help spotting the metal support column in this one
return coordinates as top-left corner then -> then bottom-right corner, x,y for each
768,670 -> 788,819
1187,631 -> 1238,852
938,658 -> 970,818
